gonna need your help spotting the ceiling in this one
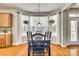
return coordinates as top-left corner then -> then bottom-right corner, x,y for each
71,3 -> 79,8
0,3 -> 66,12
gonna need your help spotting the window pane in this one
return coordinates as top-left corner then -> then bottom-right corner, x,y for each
69,14 -> 79,17
70,20 -> 77,41
30,16 -> 48,32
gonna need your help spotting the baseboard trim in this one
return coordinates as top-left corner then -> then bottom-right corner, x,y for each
12,42 -> 27,46
51,42 -> 61,45
12,44 -> 20,46
60,44 -> 67,47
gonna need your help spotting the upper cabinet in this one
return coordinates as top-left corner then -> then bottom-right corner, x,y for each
0,13 -> 12,27
0,14 -> 2,27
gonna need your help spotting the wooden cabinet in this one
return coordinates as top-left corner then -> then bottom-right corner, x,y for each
0,13 -> 12,27
0,34 -> 6,47
0,13 -> 12,47
0,33 -> 12,47
0,14 -> 2,27
6,33 -> 12,46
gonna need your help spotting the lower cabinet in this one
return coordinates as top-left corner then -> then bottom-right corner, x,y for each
6,33 -> 12,46
0,34 -> 6,47
0,33 -> 12,47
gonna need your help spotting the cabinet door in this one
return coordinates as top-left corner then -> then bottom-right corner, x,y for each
0,14 -> 2,27
0,35 -> 6,47
6,33 -> 11,46
1,13 -> 12,27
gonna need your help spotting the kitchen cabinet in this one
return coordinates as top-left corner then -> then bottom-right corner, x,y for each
6,33 -> 12,46
0,14 -> 2,27
0,13 -> 12,27
0,34 -> 6,47
0,32 -> 12,47
0,13 -> 12,47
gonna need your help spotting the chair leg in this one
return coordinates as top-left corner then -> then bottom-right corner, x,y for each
32,51 -> 35,56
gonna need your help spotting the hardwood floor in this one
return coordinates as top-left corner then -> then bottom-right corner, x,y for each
0,44 -> 79,56
0,44 -> 28,56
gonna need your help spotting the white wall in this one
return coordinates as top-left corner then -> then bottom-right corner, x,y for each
50,13 -> 61,44
18,13 -> 28,44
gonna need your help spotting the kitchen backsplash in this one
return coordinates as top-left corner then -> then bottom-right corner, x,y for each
0,28 -> 12,33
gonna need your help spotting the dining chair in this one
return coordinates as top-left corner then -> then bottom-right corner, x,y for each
31,33 -> 46,56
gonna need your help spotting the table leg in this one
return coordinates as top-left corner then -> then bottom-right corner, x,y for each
48,45 -> 50,56
49,46 -> 50,56
28,45 -> 30,56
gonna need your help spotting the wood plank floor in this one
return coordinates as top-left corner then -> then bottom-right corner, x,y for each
0,44 -> 79,56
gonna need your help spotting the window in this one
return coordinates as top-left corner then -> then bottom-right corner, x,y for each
21,14 -> 29,34
70,20 -> 77,41
49,14 -> 58,42
69,14 -> 79,17
30,16 -> 48,26
30,16 -> 48,32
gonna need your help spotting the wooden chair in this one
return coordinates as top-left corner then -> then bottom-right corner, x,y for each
31,33 -> 46,56
27,32 -> 51,56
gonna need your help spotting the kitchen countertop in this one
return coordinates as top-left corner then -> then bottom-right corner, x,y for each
0,32 -> 11,35
0,32 -> 5,35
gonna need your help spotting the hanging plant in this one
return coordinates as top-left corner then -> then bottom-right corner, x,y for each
49,20 -> 55,25
23,21 -> 29,24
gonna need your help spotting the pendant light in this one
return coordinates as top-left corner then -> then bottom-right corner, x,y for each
37,3 -> 41,26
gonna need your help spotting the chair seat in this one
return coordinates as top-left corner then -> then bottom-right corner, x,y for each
33,47 -> 44,56
33,47 -> 44,51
